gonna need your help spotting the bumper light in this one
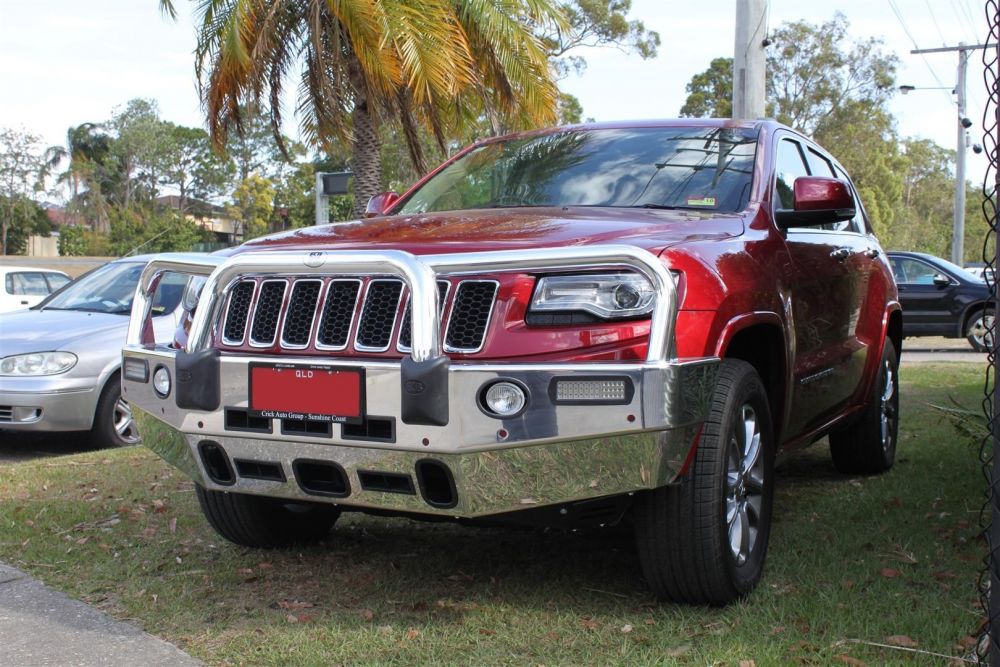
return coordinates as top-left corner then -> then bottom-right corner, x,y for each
481,381 -> 527,417
123,358 -> 149,383
552,378 -> 633,404
153,366 -> 172,398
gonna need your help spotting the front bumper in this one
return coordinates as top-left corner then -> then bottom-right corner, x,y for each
123,246 -> 719,518
0,376 -> 99,432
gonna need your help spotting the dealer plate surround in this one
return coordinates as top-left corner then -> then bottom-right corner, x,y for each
248,362 -> 365,423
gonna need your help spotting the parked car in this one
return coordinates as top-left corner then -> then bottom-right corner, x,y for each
887,251 -> 992,351
123,120 -> 899,605
0,256 -> 187,447
964,262 -> 995,284
0,266 -> 71,313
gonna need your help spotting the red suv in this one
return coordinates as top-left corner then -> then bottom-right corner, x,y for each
123,120 -> 900,605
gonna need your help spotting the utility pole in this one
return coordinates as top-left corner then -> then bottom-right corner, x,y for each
956,45 -> 968,267
911,42 -> 996,265
732,0 -> 768,120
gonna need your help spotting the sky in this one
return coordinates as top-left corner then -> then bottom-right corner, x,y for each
0,0 -> 994,196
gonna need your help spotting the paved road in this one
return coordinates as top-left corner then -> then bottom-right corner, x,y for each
900,336 -> 988,363
0,563 -> 200,666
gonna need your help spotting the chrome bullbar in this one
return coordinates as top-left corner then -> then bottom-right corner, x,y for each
123,246 -> 719,518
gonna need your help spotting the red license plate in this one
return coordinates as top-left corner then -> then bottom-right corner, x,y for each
248,364 -> 364,423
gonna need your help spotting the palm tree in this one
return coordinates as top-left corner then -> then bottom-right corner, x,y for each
160,0 -> 562,217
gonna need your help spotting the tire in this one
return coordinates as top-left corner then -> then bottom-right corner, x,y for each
634,359 -> 775,605
90,373 -> 141,448
966,308 -> 994,352
195,485 -> 340,548
829,338 -> 899,474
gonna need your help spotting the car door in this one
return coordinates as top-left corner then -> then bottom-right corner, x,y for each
4,271 -> 51,311
889,256 -> 958,336
774,136 -> 869,436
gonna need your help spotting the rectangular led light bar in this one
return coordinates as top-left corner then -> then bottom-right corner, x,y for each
550,377 -> 633,405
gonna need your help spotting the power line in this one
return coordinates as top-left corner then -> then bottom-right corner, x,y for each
887,0 -> 956,105
924,0 -> 949,46
948,0 -> 979,43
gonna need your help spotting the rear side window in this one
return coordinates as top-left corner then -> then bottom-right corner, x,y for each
6,272 -> 50,296
832,165 -> 866,234
45,273 -> 70,291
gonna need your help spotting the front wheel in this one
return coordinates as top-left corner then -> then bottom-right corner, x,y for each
634,359 -> 775,605
90,374 -> 141,448
966,308 -> 994,352
195,485 -> 340,548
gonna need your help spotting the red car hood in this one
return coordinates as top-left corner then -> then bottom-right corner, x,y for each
227,207 -> 744,257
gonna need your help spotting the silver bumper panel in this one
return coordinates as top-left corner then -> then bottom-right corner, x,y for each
123,247 -> 718,517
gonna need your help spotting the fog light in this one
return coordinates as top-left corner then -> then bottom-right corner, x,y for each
153,366 -> 171,398
552,378 -> 632,404
123,357 -> 149,383
482,381 -> 527,417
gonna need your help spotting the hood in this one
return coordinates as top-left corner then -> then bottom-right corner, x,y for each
228,207 -> 745,257
0,309 -> 129,356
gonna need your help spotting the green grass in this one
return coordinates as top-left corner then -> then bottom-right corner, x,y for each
0,362 -> 988,665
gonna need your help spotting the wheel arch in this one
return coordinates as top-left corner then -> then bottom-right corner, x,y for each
959,300 -> 990,337
714,313 -> 788,442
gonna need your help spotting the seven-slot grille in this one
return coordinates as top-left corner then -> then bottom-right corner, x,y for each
218,276 -> 498,354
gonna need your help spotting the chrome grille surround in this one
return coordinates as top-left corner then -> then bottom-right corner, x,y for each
280,279 -> 322,349
354,279 -> 405,352
248,279 -> 288,347
444,280 -> 500,354
221,280 -> 256,345
397,280 -> 451,352
315,279 -> 362,351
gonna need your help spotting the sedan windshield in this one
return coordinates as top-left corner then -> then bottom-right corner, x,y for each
397,127 -> 759,215
38,261 -> 184,315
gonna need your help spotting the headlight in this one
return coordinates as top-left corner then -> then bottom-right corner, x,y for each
0,351 -> 78,376
529,273 -> 655,320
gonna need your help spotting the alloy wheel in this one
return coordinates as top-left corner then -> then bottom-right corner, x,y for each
969,313 -> 995,351
725,404 -> 764,566
113,398 -> 141,445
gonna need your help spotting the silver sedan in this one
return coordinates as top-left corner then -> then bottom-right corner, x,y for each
0,257 -> 187,447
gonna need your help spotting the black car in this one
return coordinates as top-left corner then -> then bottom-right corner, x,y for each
887,251 -> 993,351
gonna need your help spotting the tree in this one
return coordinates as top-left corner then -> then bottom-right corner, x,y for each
58,224 -> 88,256
540,0 -> 660,77
679,14 -> 896,134
161,124 -> 234,210
109,207 -> 205,255
0,128 -> 59,255
228,174 -> 275,241
162,0 -> 562,217
679,57 -> 732,118
766,13 -> 896,134
109,99 -> 174,209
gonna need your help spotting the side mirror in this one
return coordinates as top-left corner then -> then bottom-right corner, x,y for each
365,192 -> 400,218
774,176 -> 856,229
933,273 -> 952,288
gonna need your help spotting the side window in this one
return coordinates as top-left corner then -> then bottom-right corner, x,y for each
805,149 -> 836,178
774,138 -> 810,210
45,273 -> 70,292
151,272 -> 189,315
9,272 -> 50,296
895,258 -> 941,285
833,166 -> 866,234
3,274 -> 11,295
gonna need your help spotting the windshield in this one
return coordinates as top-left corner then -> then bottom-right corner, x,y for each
397,127 -> 759,215
39,261 -> 185,315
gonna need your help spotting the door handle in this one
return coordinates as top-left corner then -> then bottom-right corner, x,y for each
864,247 -> 880,258
19,300 -> 28,305
830,248 -> 851,261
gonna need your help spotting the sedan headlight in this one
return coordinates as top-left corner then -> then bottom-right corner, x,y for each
529,273 -> 656,320
0,351 -> 78,376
